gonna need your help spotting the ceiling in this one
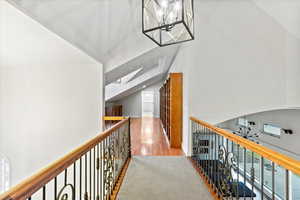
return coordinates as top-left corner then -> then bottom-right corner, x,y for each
11,0 -> 299,101
8,0 -> 155,65
253,0 -> 300,39
105,45 -> 179,85
7,0 -> 180,101
105,45 -> 179,101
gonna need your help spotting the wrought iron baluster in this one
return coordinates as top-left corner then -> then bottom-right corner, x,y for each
107,135 -> 111,197
209,128 -> 212,186
201,125 -> 204,172
261,157 -> 264,200
116,131 -> 119,193
272,162 -> 275,200
111,133 -> 115,196
285,169 -> 290,200
206,127 -> 209,178
196,124 -> 199,168
214,131 -> 217,196
200,125 -> 204,173
197,123 -> 200,169
237,144 -> 240,200
90,150 -> 92,200
213,131 -> 216,188
111,132 -> 114,198
113,131 -> 116,187
204,126 -> 207,171
96,144 -> 100,200
128,119 -> 132,157
205,127 -> 208,179
251,152 -> 254,200
200,126 -> 203,174
85,153 -> 88,200
243,148 -> 246,200
56,183 -> 75,200
191,121 -> 194,159
80,157 -> 82,199
216,134 -> 219,197
43,185 -> 46,200
94,147 -> 96,200
104,137 -> 108,200
101,141 -> 103,200
54,177 -> 57,200
64,169 -> 67,186
218,141 -> 235,199
231,141 -> 234,200
226,138 -> 230,200
73,162 -> 76,200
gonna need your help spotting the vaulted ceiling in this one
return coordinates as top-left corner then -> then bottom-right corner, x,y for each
8,0 -> 299,101
8,0 -> 155,65
7,0 -> 179,100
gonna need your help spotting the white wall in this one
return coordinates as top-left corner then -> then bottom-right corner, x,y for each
169,0 -> 300,155
0,0 -> 104,188
219,109 -> 300,160
115,91 -> 142,117
113,81 -> 162,118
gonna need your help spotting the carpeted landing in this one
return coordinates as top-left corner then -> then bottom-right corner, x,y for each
117,156 -> 213,200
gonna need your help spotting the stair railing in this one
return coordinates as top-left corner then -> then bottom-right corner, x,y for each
0,118 -> 131,200
190,116 -> 300,200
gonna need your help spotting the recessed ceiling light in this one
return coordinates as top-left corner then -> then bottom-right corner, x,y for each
143,85 -> 147,88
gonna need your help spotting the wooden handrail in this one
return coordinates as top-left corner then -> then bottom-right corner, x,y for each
0,118 -> 129,200
190,116 -> 300,176
103,116 -> 127,121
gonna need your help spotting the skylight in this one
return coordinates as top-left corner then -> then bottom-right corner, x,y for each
113,67 -> 143,84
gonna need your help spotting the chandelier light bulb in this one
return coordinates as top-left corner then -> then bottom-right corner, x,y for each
169,12 -> 175,21
157,9 -> 163,18
174,1 -> 181,11
161,0 -> 168,8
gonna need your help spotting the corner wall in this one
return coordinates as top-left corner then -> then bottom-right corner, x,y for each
0,0 -> 104,187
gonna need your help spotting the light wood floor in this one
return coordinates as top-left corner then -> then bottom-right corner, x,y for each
130,117 -> 183,156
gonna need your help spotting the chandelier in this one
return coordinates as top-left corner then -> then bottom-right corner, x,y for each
234,121 -> 260,143
142,0 -> 194,46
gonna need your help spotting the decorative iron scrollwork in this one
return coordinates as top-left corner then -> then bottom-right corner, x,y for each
121,130 -> 129,160
103,139 -> 115,197
56,184 -> 75,200
218,145 -> 236,197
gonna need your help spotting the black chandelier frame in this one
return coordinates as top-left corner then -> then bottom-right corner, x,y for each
142,0 -> 195,47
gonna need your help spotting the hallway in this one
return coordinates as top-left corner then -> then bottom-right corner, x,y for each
130,117 -> 183,156
115,118 -> 213,200
117,156 -> 213,200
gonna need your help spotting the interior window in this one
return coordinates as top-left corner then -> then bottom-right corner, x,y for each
238,118 -> 249,127
263,124 -> 281,137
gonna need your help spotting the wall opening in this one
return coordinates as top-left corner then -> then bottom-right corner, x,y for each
142,91 -> 154,117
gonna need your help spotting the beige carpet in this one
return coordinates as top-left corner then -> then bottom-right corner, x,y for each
117,156 -> 213,200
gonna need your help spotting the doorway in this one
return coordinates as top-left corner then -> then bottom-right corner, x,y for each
142,91 -> 154,117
